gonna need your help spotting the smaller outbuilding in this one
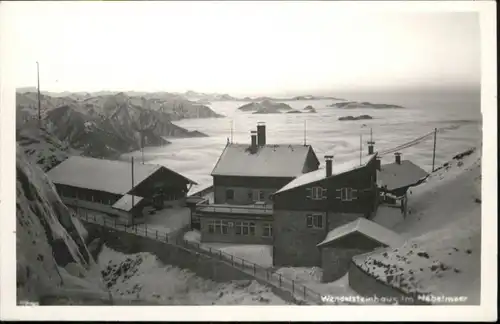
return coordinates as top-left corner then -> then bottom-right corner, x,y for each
377,152 -> 429,197
317,217 -> 405,283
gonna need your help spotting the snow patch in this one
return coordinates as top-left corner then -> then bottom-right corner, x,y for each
97,245 -> 288,305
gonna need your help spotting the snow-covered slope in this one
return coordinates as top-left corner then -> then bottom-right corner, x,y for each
352,147 -> 482,304
98,245 -> 289,305
16,147 -> 107,303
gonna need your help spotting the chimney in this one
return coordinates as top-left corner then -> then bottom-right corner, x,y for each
257,122 -> 266,146
368,141 -> 375,155
250,131 -> 257,151
376,157 -> 381,170
325,155 -> 333,177
394,152 -> 402,165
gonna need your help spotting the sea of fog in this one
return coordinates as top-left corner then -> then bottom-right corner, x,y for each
122,92 -> 482,194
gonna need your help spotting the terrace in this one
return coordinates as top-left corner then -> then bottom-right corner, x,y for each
195,202 -> 273,216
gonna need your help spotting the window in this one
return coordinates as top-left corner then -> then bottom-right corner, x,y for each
336,188 -> 358,201
306,214 -> 323,229
226,189 -> 234,200
235,222 -> 256,236
221,221 -> 229,234
210,220 -> 229,234
263,223 -> 273,237
253,190 -> 265,202
307,186 -> 327,200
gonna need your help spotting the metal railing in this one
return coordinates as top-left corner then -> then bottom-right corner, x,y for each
195,203 -> 274,215
74,207 -> 335,305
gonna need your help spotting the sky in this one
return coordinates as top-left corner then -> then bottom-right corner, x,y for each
2,1 -> 481,97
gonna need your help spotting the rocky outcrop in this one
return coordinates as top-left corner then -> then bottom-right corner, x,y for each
329,101 -> 404,109
338,115 -> 373,121
303,105 -> 317,113
17,92 -> 215,159
16,147 -> 107,304
239,100 -> 293,114
292,95 -> 344,101
16,123 -> 75,172
183,90 -> 238,102
286,110 -> 302,114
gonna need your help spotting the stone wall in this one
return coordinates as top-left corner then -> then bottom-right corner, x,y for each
85,223 -> 252,282
348,260 -> 430,305
321,247 -> 366,283
273,210 -> 325,267
84,222 -> 304,304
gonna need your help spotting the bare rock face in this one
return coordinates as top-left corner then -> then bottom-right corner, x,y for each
16,124 -> 74,172
16,147 -> 107,304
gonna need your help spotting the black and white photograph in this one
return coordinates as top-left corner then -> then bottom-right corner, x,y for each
0,0 -> 496,321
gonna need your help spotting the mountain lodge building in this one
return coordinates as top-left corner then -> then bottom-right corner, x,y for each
194,122 -> 320,244
47,156 -> 197,225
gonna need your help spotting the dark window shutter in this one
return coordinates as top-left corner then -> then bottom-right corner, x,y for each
352,189 -> 358,200
306,215 -> 313,228
335,189 -> 342,200
306,188 -> 312,199
321,188 -> 328,200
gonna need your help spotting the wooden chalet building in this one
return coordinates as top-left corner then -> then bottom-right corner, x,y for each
194,122 -> 320,244
377,152 -> 429,215
271,152 -> 379,267
47,156 -> 197,225
316,217 -> 405,283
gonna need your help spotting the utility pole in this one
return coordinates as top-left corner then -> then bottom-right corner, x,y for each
360,134 -> 362,165
230,119 -> 234,144
36,61 -> 41,125
432,128 -> 437,172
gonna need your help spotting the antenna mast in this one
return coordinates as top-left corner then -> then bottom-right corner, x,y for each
36,61 -> 41,125
304,120 -> 307,146
131,157 -> 135,209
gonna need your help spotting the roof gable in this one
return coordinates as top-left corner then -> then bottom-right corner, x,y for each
317,217 -> 405,248
47,156 -> 195,195
378,160 -> 429,191
211,143 -> 316,178
112,194 -> 144,211
274,153 -> 377,195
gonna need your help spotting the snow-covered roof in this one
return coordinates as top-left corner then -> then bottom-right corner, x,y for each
211,143 -> 318,178
377,160 -> 429,191
112,194 -> 144,212
274,154 -> 376,195
47,156 -> 195,195
317,217 -> 405,248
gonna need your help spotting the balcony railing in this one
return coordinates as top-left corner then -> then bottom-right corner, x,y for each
195,203 -> 273,215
